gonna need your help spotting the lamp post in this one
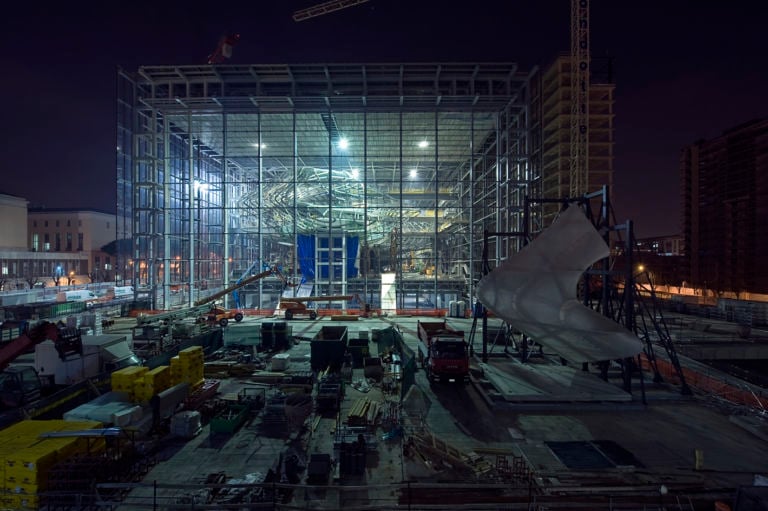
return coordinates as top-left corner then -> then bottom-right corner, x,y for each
658,484 -> 668,509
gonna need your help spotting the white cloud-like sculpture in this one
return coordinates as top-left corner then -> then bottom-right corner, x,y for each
476,206 -> 643,363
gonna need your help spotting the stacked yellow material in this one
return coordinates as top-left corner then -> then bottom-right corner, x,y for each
170,346 -> 204,390
134,365 -> 171,402
0,420 -> 103,510
111,365 -> 149,402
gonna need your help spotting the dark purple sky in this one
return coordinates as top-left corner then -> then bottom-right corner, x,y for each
1,1 -> 766,238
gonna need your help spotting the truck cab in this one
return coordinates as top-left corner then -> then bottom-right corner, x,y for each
423,337 -> 469,383
417,320 -> 470,383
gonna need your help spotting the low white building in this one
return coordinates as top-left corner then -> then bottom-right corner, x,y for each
0,193 -> 114,292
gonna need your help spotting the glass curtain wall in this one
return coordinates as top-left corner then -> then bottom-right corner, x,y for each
118,64 -> 533,313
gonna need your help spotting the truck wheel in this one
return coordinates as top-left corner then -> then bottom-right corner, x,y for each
234,313 -> 244,322
285,310 -> 293,320
219,318 -> 229,327
309,311 -> 317,320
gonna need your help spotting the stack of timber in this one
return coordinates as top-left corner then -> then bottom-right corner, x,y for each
330,315 -> 359,321
410,425 -> 494,478
204,361 -> 262,378
347,397 -> 380,427
250,371 -> 292,385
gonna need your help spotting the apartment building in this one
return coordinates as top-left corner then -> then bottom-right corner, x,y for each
681,118 -> 768,294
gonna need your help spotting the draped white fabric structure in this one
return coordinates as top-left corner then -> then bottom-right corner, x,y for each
476,206 -> 643,363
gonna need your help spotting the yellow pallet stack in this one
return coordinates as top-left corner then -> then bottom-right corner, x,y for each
170,346 -> 204,390
134,365 -> 171,402
111,365 -> 149,402
0,420 -> 103,510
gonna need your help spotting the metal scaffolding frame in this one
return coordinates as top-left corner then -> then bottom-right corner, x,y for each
117,63 -> 537,313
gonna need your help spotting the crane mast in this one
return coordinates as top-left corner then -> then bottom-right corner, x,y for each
570,0 -> 590,197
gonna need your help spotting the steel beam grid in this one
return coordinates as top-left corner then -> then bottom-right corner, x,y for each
121,62 -> 535,312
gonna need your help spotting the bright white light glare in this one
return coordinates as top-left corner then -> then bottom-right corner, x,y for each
409,169 -> 418,179
252,143 -> 267,149
337,137 -> 349,150
418,140 -> 429,148
351,168 -> 360,179
193,180 -> 209,193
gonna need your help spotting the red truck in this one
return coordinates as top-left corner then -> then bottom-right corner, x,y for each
416,320 -> 469,383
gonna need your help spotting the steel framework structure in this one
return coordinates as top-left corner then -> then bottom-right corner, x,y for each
117,62 -> 537,312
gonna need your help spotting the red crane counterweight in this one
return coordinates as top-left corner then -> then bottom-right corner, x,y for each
208,33 -> 241,64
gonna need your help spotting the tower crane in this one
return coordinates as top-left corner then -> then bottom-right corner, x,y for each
292,0 -> 370,22
570,0 -> 590,197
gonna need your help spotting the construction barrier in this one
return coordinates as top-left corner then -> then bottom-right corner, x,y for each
641,354 -> 768,410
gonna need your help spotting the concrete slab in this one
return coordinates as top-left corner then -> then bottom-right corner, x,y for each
477,359 -> 633,402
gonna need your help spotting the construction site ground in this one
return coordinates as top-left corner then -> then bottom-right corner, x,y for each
101,313 -> 768,510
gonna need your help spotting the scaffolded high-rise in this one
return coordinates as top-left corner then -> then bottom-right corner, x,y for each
535,55 -> 615,228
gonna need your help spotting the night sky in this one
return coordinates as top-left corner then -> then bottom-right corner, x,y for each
2,1 -> 766,238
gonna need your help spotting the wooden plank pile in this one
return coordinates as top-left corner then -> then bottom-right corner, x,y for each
347,397 -> 380,427
410,426 -> 494,478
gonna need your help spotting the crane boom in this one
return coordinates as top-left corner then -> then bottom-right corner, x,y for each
279,294 -> 355,304
292,0 -> 370,22
194,266 -> 282,307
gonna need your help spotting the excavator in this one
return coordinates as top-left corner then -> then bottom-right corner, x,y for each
0,321 -> 83,409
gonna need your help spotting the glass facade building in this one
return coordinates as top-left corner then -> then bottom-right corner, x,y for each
117,63 -> 538,312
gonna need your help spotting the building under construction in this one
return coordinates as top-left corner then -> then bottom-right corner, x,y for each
116,57 -> 615,313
